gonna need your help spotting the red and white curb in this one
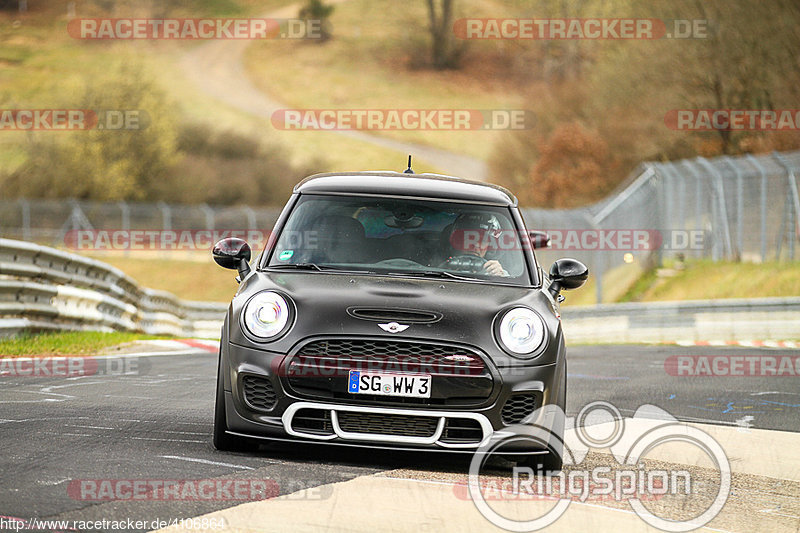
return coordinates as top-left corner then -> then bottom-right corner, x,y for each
675,339 -> 800,349
134,339 -> 220,353
176,338 -> 220,352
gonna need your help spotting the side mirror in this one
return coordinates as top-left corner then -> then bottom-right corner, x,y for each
213,238 -> 251,281
528,230 -> 550,249
548,258 -> 588,297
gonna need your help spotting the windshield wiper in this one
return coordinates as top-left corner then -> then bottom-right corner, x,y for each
390,270 -> 481,281
268,263 -> 375,274
269,262 -> 325,271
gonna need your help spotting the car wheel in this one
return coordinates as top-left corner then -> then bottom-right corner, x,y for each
213,350 -> 258,452
518,361 -> 566,473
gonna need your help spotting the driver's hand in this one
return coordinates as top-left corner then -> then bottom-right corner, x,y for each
483,260 -> 508,276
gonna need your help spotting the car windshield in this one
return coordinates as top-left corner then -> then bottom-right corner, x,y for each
265,194 -> 532,285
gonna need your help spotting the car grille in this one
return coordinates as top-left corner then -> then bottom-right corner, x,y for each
337,412 -> 439,438
501,394 -> 539,425
298,339 -> 485,367
292,408 -> 333,435
441,418 -> 484,444
293,339 -> 486,379
286,338 -> 494,407
285,405 -> 490,446
242,375 -> 277,411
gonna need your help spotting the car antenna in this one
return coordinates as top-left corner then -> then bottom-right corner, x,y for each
404,155 -> 414,174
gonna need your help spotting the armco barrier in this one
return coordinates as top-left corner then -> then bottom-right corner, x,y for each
1,238 -> 797,343
561,297 -> 800,343
0,238 -> 227,338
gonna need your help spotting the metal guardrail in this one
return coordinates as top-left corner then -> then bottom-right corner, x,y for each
561,297 -> 800,343
0,238 -> 226,338
2,238 -> 797,343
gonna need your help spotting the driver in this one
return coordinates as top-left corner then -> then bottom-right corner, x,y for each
445,213 -> 508,276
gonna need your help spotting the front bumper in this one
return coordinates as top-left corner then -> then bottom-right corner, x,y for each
222,338 -> 563,452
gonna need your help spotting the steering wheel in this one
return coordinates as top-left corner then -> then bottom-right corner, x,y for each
375,258 -> 424,268
442,254 -> 487,274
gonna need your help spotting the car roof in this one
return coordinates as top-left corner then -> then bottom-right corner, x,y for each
293,172 -> 518,207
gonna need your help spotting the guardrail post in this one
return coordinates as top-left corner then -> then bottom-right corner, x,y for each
658,163 -> 686,255
242,206 -> 257,230
697,157 -> 734,260
201,203 -> 215,231
157,202 -> 172,231
652,164 -> 665,266
590,166 -> 656,305
18,199 -> 31,242
772,152 -> 800,261
594,252 -> 604,305
675,163 -> 686,232
682,161 -> 707,258
118,201 -> 130,257
588,211 -> 606,305
723,156 -> 744,260
56,200 -> 93,248
746,154 -> 768,262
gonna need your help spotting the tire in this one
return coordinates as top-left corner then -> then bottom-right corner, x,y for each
518,361 -> 566,473
213,350 -> 257,452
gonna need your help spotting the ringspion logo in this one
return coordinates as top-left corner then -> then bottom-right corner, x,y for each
467,402 -> 730,531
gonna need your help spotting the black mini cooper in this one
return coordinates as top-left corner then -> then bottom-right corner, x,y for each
211,170 -> 587,469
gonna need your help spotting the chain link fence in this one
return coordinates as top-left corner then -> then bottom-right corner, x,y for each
1,150 -> 798,304
524,150 -> 800,303
0,199 -> 282,251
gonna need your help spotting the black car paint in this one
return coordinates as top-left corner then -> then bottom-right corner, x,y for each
213,172 -> 584,458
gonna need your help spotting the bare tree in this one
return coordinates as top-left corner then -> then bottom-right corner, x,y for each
426,0 -> 456,69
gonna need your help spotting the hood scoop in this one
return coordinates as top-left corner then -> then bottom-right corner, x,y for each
346,307 -> 442,324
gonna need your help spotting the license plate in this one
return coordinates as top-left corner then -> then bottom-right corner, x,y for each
347,371 -> 431,398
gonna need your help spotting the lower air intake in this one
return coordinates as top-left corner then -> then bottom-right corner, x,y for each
337,412 -> 438,438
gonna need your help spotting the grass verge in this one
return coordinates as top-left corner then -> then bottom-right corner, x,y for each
243,0 -> 526,162
0,4 -> 426,190
0,331 -> 167,357
83,253 -> 238,302
620,260 -> 800,302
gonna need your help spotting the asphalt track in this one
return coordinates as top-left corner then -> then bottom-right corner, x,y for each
0,342 -> 797,532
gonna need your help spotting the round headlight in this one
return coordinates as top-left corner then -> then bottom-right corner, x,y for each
498,307 -> 545,356
243,291 -> 291,339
